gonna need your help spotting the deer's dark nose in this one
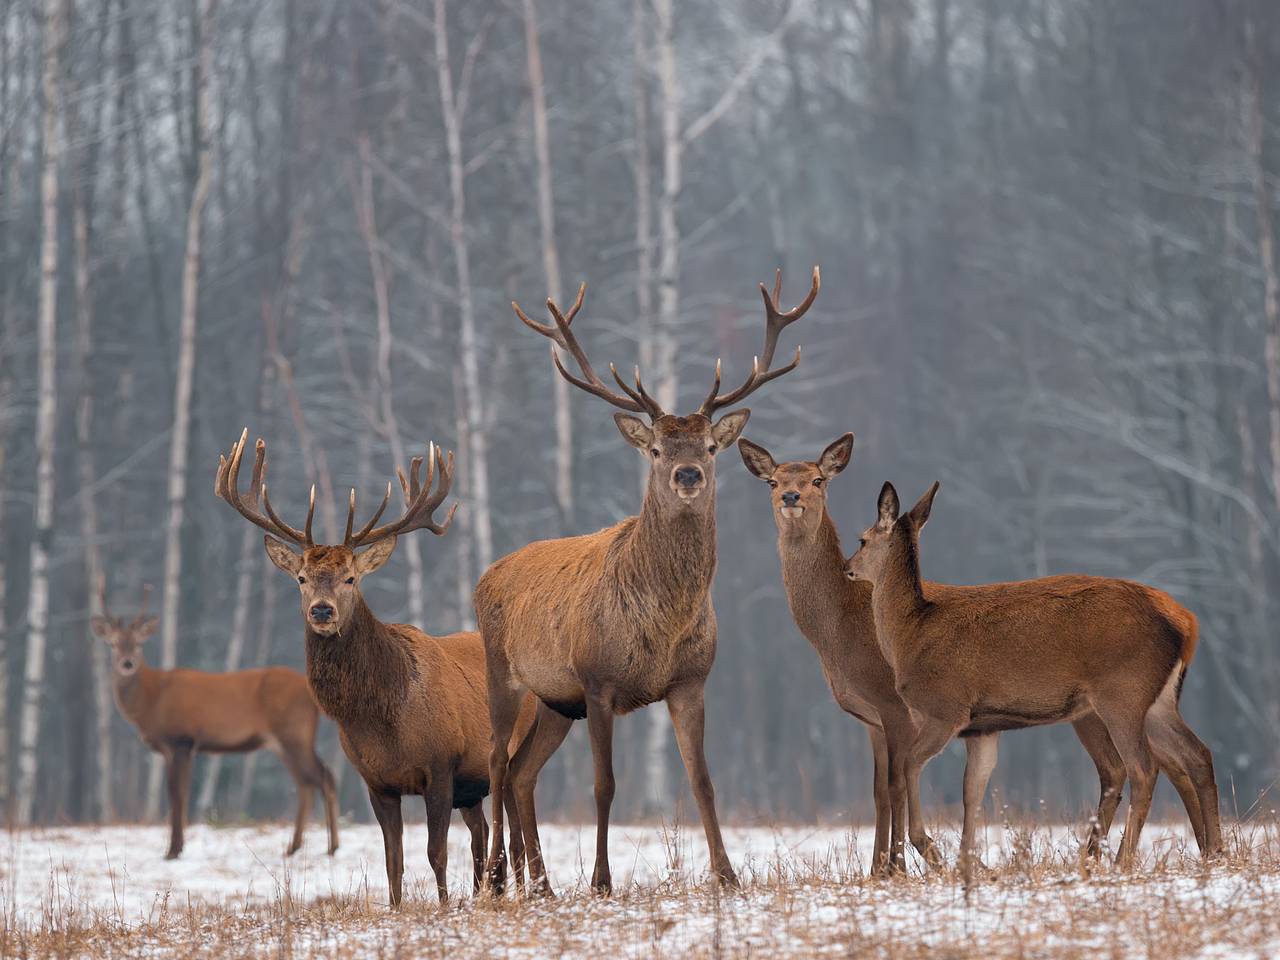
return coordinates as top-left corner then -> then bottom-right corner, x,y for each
674,466 -> 704,488
781,491 -> 801,507
309,603 -> 335,623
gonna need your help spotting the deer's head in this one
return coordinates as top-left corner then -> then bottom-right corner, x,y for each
513,268 -> 819,515
215,431 -> 456,637
844,481 -> 939,586
90,582 -> 158,677
737,433 -> 853,538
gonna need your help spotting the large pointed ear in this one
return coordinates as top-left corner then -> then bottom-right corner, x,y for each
614,413 -> 653,451
89,617 -> 114,642
817,433 -> 854,478
736,437 -> 777,480
263,535 -> 303,576
711,408 -> 750,451
355,535 -> 398,577
906,481 -> 940,529
876,482 -> 900,528
133,616 -> 159,640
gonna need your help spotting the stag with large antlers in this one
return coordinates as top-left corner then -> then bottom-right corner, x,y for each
479,268 -> 819,895
93,581 -> 339,860
215,431 -> 535,906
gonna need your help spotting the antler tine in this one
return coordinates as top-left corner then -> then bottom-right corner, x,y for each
345,481 -> 392,546
514,284 -> 664,419
609,364 -> 665,420
349,444 -> 456,546
697,266 -> 819,417
214,430 -> 311,547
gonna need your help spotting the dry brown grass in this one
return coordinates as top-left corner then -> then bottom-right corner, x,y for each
2,819 -> 1277,959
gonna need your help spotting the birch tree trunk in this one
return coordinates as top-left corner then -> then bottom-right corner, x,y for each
354,133 -> 425,627
14,0 -> 65,826
150,0 -> 216,818
521,0 -> 573,529
435,0 -> 493,576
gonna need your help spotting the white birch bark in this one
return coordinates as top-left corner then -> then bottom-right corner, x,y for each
14,0 -> 65,826
521,0 -> 572,528
149,0 -> 216,818
435,0 -> 493,575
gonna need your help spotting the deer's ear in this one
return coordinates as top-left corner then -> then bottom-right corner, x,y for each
907,481 -> 940,529
355,536 -> 398,576
736,438 -> 777,480
877,482 -> 900,527
134,617 -> 159,640
818,433 -> 854,478
614,413 -> 653,450
264,535 -> 304,575
711,409 -> 750,451
89,616 -> 113,641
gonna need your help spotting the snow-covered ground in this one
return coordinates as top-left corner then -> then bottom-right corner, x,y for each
1,819 -> 1275,958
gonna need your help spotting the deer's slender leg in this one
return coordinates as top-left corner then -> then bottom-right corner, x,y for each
960,733 -> 999,885
905,713 -> 962,869
585,693 -> 617,894
424,777 -> 453,905
317,756 -> 340,855
1092,701 -> 1157,869
165,744 -> 194,860
1071,713 -> 1127,859
279,748 -> 314,858
510,702 -> 573,896
882,715 -> 918,873
368,787 -> 405,908
866,725 -> 891,875
1145,692 -> 1221,856
460,802 -> 489,894
483,656 -> 524,894
666,681 -> 738,888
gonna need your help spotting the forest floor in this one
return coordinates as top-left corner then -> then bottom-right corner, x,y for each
0,817 -> 1276,958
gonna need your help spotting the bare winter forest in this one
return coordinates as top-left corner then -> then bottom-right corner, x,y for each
0,0 -> 1277,841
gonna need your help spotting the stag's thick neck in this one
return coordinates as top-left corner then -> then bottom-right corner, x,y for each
614,480 -> 719,631
303,596 -> 416,730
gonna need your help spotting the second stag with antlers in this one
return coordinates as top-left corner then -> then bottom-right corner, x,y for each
477,267 -> 820,895
214,431 -> 535,907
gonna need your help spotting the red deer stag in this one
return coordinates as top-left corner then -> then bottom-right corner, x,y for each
738,435 -> 1211,872
843,480 -> 1223,874
478,268 -> 819,895
214,431 -> 535,906
93,581 -> 338,861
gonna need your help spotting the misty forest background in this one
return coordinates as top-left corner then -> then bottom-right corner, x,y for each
0,0 -> 1278,830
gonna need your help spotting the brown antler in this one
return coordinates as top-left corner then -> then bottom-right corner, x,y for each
513,283 -> 666,420
697,265 -> 820,417
343,442 -> 457,547
214,428 -> 315,547
130,584 -> 154,630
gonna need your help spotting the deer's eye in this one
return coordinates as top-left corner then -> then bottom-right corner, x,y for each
707,445 -> 717,455
297,576 -> 306,584
859,538 -> 868,548
650,448 -> 660,458
767,479 -> 778,488
345,577 -> 355,585
813,477 -> 824,487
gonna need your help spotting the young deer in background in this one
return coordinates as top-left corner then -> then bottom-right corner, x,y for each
738,435 -> 1209,873
215,431 -> 535,906
94,582 -> 338,861
478,269 -> 819,895
844,481 -> 1223,875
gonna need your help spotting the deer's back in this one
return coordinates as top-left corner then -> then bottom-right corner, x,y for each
144,665 -> 316,751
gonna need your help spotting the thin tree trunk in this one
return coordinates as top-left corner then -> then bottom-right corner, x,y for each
642,0 -> 681,813
354,133 -> 425,627
521,0 -> 573,529
14,0 -> 65,826
435,0 -> 493,576
150,0 -> 216,819
633,0 -> 654,502
452,370 -> 477,630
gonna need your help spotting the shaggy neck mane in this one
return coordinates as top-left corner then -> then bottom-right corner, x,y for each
611,480 -> 718,632
304,596 -> 416,729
